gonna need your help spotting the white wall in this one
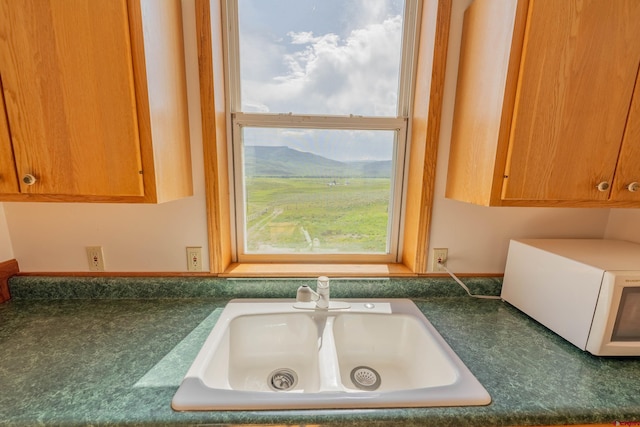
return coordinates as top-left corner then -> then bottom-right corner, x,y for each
0,204 -> 14,261
605,210 -> 640,243
1,0 -> 617,273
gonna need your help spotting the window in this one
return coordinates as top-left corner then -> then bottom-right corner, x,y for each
225,0 -> 420,263
196,0 -> 451,275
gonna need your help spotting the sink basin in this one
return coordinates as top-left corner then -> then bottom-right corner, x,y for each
172,299 -> 491,410
332,312 -> 457,392
207,312 -> 321,392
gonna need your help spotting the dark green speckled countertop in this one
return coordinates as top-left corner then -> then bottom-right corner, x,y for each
1,276 -> 639,426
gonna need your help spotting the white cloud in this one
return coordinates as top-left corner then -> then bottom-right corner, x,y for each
353,0 -> 404,27
288,31 -> 317,44
242,101 -> 270,113
238,0 -> 404,160
241,13 -> 403,117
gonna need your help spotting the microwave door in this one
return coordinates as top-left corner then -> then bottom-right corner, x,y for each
611,287 -> 640,342
586,272 -> 640,356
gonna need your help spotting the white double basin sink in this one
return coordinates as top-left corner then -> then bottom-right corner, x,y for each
172,298 -> 491,410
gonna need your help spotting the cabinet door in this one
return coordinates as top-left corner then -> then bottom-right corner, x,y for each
0,0 -> 144,197
502,0 -> 640,201
611,72 -> 640,202
0,89 -> 18,193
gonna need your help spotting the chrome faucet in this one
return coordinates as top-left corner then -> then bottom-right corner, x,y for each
296,276 -> 330,309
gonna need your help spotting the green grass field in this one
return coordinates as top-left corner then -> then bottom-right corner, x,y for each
245,177 -> 390,253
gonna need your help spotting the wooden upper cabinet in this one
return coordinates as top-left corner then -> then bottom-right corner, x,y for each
612,69 -> 640,202
446,0 -> 640,207
0,85 -> 18,194
0,0 -> 192,203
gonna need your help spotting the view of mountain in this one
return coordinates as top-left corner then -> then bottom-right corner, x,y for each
244,146 -> 392,178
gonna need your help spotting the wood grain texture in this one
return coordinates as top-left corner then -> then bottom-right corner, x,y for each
402,0 -> 451,273
445,0 -> 521,206
13,269 -> 503,278
196,0 -> 232,273
0,0 -> 144,197
133,0 -> 193,203
0,80 -> 18,193
221,263 -> 416,278
16,271 -> 214,277
0,259 -> 19,303
504,0 -> 640,201
0,0 -> 191,203
611,68 -> 640,202
500,198 -> 640,208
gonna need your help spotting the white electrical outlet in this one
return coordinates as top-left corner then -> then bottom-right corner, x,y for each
186,247 -> 202,272
86,246 -> 105,272
431,248 -> 448,272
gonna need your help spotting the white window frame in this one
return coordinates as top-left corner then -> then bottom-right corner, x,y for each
222,0 -> 422,264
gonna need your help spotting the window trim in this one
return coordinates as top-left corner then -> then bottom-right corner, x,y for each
231,113 -> 408,263
225,1 -> 417,264
195,0 -> 452,276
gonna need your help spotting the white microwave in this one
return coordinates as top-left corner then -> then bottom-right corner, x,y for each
501,239 -> 640,356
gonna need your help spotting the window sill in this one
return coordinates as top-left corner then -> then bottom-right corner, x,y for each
220,263 -> 417,278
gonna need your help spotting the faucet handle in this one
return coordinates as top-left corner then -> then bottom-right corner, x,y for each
316,276 -> 330,309
317,276 -> 330,288
296,285 -> 314,302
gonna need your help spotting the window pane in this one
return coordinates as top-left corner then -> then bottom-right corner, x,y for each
241,127 -> 395,254
237,0 -> 405,116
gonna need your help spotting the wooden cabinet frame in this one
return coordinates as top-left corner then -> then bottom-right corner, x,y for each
0,0 -> 192,203
446,0 -> 640,208
195,0 -> 453,275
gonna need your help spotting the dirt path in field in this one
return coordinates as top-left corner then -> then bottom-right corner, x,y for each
246,207 -> 284,235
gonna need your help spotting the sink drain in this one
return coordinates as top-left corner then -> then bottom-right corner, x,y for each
267,368 -> 298,391
350,366 -> 381,391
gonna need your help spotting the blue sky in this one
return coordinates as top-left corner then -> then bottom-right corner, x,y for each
237,0 -> 405,161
